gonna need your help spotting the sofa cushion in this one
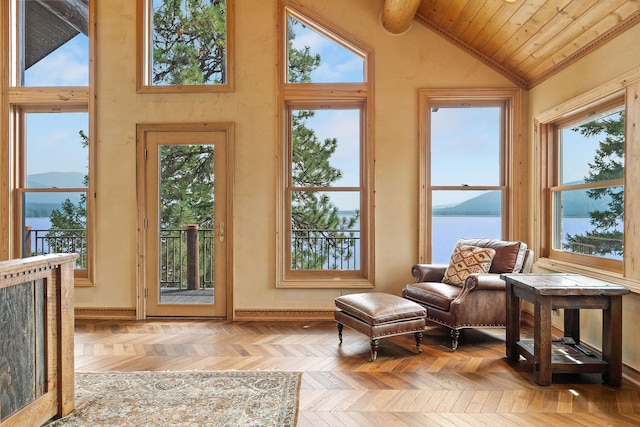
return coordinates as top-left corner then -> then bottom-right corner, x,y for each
403,282 -> 461,312
442,244 -> 496,286
457,238 -> 528,273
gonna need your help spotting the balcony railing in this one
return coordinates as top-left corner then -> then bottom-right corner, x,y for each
24,227 -> 86,269
291,229 -> 360,270
160,226 -> 215,289
24,226 -> 361,282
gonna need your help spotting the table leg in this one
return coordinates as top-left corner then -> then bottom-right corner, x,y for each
564,309 -> 580,343
505,281 -> 520,361
534,295 -> 553,386
602,296 -> 623,387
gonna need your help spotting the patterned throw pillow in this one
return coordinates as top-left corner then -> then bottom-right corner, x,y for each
442,244 -> 496,286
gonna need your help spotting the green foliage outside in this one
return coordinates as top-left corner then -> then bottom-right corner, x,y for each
564,112 -> 624,257
152,0 -> 227,85
160,145 -> 214,229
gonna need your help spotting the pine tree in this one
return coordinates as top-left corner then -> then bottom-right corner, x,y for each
152,0 -> 227,85
564,112 -> 624,256
159,144 -> 214,229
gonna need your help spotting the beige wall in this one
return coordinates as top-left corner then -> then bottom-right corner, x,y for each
79,0 -> 514,312
528,24 -> 640,372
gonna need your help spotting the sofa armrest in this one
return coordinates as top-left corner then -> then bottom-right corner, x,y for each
464,273 -> 506,291
412,264 -> 448,283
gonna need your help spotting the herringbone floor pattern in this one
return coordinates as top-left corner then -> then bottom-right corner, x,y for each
73,319 -> 640,426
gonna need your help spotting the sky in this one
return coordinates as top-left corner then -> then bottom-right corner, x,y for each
24,34 -> 89,176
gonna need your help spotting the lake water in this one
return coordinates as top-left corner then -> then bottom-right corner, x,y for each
431,216 -> 617,263
25,215 -> 612,263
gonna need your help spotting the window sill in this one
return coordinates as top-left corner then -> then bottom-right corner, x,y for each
74,277 -> 95,288
276,278 -> 374,289
535,257 -> 640,294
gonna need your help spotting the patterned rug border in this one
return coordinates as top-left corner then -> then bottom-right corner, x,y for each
46,370 -> 301,427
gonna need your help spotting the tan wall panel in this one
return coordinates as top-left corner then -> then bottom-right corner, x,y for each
74,0 -> 515,312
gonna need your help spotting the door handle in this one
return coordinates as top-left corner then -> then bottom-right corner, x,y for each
219,221 -> 225,242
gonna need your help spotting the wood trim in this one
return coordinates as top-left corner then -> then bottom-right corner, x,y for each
527,10 -> 640,89
0,0 -> 9,259
74,307 -> 137,320
234,309 -> 334,322
7,87 -> 89,105
625,79 -> 640,280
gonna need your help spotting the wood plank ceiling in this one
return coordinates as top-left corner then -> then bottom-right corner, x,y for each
381,0 -> 640,88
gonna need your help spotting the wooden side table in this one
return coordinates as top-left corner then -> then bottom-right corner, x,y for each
501,273 -> 630,386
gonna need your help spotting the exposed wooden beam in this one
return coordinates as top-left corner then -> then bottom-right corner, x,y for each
381,0 -> 422,34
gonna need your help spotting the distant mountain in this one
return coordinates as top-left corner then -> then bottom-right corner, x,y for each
433,188 -> 613,217
27,171 -> 85,188
433,191 -> 501,216
25,172 -> 85,217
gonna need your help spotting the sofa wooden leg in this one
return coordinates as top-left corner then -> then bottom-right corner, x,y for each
414,331 -> 423,354
451,329 -> 460,351
370,339 -> 379,361
337,322 -> 343,344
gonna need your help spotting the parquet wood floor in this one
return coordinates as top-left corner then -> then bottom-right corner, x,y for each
73,319 -> 640,426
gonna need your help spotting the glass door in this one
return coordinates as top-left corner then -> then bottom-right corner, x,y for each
142,127 -> 228,317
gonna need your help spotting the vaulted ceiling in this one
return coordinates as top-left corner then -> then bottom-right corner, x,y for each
381,0 -> 640,88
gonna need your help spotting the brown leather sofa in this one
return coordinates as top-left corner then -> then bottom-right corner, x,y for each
402,238 -> 533,350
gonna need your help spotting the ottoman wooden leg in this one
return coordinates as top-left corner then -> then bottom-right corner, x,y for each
370,339 -> 379,362
337,322 -> 344,344
415,331 -> 423,354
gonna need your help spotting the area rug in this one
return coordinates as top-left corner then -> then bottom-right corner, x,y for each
46,370 -> 301,427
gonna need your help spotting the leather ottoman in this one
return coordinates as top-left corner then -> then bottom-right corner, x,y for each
334,292 -> 427,361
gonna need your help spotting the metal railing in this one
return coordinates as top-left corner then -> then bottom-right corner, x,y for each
291,229 -> 360,270
160,226 -> 215,289
24,227 -> 87,269
25,226 -> 361,282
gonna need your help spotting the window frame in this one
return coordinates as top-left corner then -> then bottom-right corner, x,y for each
276,1 -> 374,288
533,70 -> 640,293
418,89 -> 522,263
4,0 -> 96,286
137,0 -> 235,93
13,105 -> 92,280
540,96 -> 625,273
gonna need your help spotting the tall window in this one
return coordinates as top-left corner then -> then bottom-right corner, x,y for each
138,0 -> 234,92
548,98 -> 625,270
277,2 -> 374,287
7,0 -> 94,284
419,89 -> 521,263
17,109 -> 89,273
